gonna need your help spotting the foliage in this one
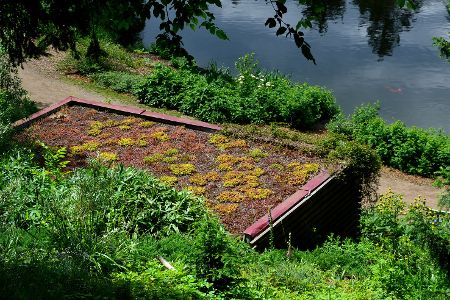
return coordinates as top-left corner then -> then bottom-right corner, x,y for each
0,50 -> 37,153
1,144 -> 450,298
90,71 -> 145,94
434,166 -> 450,209
328,139 -> 381,205
59,37 -> 141,75
191,217 -> 244,293
0,149 -> 207,241
0,0 -> 147,66
327,102 -> 450,178
0,52 -> 37,124
137,54 -> 340,129
360,191 -> 450,296
433,2 -> 450,61
0,0 -> 423,66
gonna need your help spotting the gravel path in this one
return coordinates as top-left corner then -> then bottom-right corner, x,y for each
17,54 -> 446,208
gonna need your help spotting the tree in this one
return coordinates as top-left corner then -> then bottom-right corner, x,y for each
0,0 -> 147,66
0,0 -> 420,66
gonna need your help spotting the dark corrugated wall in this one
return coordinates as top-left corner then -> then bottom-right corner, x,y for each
245,174 -> 361,250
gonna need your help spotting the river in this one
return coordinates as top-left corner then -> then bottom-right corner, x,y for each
141,0 -> 450,132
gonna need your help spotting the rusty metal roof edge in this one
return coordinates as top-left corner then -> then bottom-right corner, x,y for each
246,174 -> 336,246
13,96 -> 223,133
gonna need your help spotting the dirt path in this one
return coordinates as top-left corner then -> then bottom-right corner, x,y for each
17,54 -> 446,208
378,167 -> 443,208
17,52 -> 105,108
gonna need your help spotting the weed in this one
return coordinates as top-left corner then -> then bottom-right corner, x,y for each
214,203 -> 239,214
248,148 -> 268,160
217,191 -> 245,203
118,125 -> 131,131
70,141 -> 100,154
187,186 -> 206,196
143,153 -> 164,164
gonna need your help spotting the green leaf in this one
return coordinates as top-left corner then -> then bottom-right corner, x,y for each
301,44 -> 316,65
276,1 -> 287,14
294,33 -> 304,48
276,26 -> 287,36
397,0 -> 406,7
215,29 -> 228,40
265,18 -> 276,28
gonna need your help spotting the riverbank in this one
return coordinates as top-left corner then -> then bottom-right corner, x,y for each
17,52 -> 446,208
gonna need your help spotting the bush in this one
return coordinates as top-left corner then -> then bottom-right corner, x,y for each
59,37 -> 138,75
0,150 -> 207,250
90,71 -> 144,94
0,52 -> 37,154
329,139 -> 381,205
328,103 -> 450,178
0,53 -> 37,124
137,54 -> 340,129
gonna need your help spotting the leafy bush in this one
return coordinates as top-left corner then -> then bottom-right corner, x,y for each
59,37 -> 138,75
90,71 -> 144,94
328,103 -> 450,178
137,54 -> 340,129
0,52 -> 37,154
0,54 -> 37,124
0,149 -> 207,249
328,139 -> 381,205
434,166 -> 450,208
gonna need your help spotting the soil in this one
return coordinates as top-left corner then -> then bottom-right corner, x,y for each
17,53 -> 446,209
17,105 -> 326,233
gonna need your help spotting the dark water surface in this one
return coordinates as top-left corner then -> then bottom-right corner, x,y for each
142,0 -> 450,131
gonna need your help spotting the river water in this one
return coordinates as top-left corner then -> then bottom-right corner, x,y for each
141,0 -> 450,132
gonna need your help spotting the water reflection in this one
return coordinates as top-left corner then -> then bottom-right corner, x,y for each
301,0 -> 346,34
141,1 -> 450,131
226,0 -> 425,59
353,0 -> 423,58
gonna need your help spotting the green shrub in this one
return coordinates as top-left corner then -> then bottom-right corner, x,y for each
282,83 -> 340,129
0,52 -> 37,155
137,54 -> 340,129
59,37 -> 138,75
0,122 -> 12,154
434,166 -> 450,208
0,150 -> 207,250
0,53 -> 37,124
90,71 -> 144,94
328,103 -> 450,178
328,139 -> 381,205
